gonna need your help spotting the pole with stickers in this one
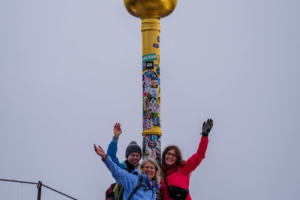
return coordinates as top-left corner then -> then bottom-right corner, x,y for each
123,0 -> 178,165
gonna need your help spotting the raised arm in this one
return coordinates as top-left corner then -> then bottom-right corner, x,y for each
106,123 -> 123,167
183,119 -> 213,174
94,144 -> 138,192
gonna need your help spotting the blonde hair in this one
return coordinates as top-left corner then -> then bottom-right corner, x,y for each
138,157 -> 161,184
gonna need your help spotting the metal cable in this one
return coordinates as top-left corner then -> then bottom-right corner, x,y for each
41,184 -> 77,200
0,179 -> 37,185
0,179 -> 78,200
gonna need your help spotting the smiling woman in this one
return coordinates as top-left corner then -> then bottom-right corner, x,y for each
162,146 -> 183,167
94,145 -> 161,200
159,119 -> 214,200
139,158 -> 161,183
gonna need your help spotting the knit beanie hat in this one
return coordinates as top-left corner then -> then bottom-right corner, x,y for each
125,141 -> 142,158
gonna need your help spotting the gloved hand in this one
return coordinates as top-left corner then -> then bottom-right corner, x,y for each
202,118 -> 213,137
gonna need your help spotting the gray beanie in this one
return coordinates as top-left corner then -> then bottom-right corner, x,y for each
125,141 -> 142,158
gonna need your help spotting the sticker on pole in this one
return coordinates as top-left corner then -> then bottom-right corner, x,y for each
153,43 -> 159,48
142,54 -> 157,62
148,140 -> 157,148
145,61 -> 154,69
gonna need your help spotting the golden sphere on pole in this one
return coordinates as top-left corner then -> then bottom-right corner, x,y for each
124,0 -> 178,18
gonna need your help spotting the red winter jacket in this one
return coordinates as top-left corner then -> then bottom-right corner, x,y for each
160,136 -> 209,200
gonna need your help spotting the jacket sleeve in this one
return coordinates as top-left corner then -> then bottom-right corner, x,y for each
106,137 -> 122,168
104,156 -> 138,193
183,136 -> 209,175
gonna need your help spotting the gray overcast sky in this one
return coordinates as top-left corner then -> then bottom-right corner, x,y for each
1,0 -> 300,200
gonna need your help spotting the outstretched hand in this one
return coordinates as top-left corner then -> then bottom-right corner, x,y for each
94,144 -> 107,160
113,123 -> 122,138
202,118 -> 213,137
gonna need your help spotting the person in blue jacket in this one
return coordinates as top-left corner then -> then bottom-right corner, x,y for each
107,123 -> 142,173
94,144 -> 161,200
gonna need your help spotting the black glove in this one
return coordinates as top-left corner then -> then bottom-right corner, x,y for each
201,118 -> 213,137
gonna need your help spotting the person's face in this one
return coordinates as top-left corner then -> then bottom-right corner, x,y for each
127,152 -> 141,166
143,161 -> 156,180
164,149 -> 177,167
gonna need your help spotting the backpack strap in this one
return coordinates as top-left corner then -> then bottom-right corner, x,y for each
127,175 -> 143,200
117,186 -> 125,200
163,178 -> 172,195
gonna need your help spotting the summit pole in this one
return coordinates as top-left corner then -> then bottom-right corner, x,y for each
123,0 -> 177,165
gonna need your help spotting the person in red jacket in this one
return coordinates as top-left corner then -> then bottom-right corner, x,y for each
158,119 -> 213,200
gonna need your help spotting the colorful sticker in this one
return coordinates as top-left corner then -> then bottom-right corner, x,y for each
143,79 -> 151,87
144,97 -> 149,106
143,62 -> 146,71
145,112 -> 152,119
151,80 -> 158,88
153,43 -> 159,48
145,70 -> 154,78
147,102 -> 160,113
156,67 -> 160,76
143,135 -> 161,164
148,140 -> 157,148
152,113 -> 159,117
144,75 -> 151,84
144,86 -> 150,93
144,119 -> 152,130
149,88 -> 158,98
157,36 -> 160,43
151,150 -> 157,158
156,78 -> 160,85
147,93 -> 156,102
151,72 -> 157,79
150,98 -> 156,104
146,61 -> 154,69
153,117 -> 160,127
156,55 -> 160,64
143,54 -> 157,62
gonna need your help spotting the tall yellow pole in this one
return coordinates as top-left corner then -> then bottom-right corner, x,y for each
124,0 -> 177,165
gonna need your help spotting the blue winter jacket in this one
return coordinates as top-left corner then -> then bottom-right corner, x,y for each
106,137 -> 128,170
104,156 -> 157,200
